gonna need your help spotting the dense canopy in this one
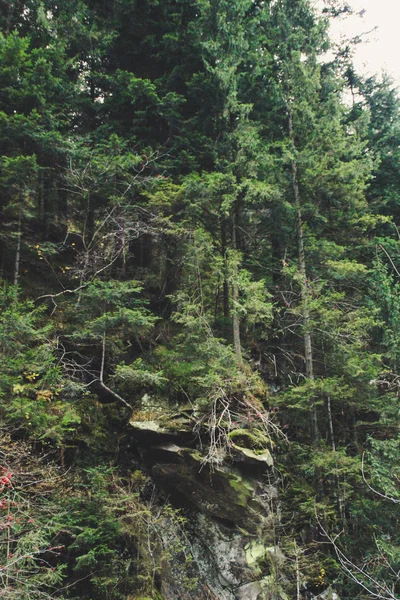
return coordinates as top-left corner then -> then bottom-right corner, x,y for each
1,1 -> 400,599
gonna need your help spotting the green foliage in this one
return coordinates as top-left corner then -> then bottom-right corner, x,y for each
113,359 -> 167,394
0,435 -> 67,599
74,280 -> 156,340
370,256 -> 400,369
0,284 -> 80,444
1,1 -> 400,598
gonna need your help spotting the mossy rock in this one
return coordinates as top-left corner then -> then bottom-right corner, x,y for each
130,420 -> 170,433
141,444 -> 270,531
229,429 -> 273,466
130,396 -> 193,439
236,577 -> 289,600
244,543 -> 285,575
129,400 -> 194,444
245,541 -> 268,574
229,428 -> 271,449
232,444 -> 273,466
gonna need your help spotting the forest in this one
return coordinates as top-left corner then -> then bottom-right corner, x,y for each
1,0 -> 400,598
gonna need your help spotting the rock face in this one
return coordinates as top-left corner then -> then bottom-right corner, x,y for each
141,443 -> 275,531
313,589 -> 340,600
129,403 -> 288,600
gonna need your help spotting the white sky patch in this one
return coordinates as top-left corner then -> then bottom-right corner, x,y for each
317,0 -> 400,86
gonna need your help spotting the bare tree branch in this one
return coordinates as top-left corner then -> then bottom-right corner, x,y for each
361,452 -> 400,504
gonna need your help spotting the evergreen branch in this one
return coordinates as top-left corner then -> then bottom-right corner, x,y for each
361,452 -> 400,504
379,244 -> 400,278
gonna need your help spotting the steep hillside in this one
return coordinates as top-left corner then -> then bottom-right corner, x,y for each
1,1 -> 400,598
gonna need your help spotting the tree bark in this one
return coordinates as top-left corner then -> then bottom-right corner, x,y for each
13,211 -> 22,286
232,211 -> 243,367
221,219 -> 230,319
327,395 -> 335,452
288,107 -> 318,443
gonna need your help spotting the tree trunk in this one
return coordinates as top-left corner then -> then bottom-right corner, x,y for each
327,395 -> 335,451
232,211 -> 243,367
13,211 -> 22,286
221,219 -> 230,320
288,108 -> 318,443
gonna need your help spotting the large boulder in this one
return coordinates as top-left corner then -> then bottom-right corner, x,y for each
128,397 -> 286,600
140,443 -> 275,532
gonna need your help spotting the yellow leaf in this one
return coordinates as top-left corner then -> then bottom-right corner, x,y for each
13,384 -> 25,394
